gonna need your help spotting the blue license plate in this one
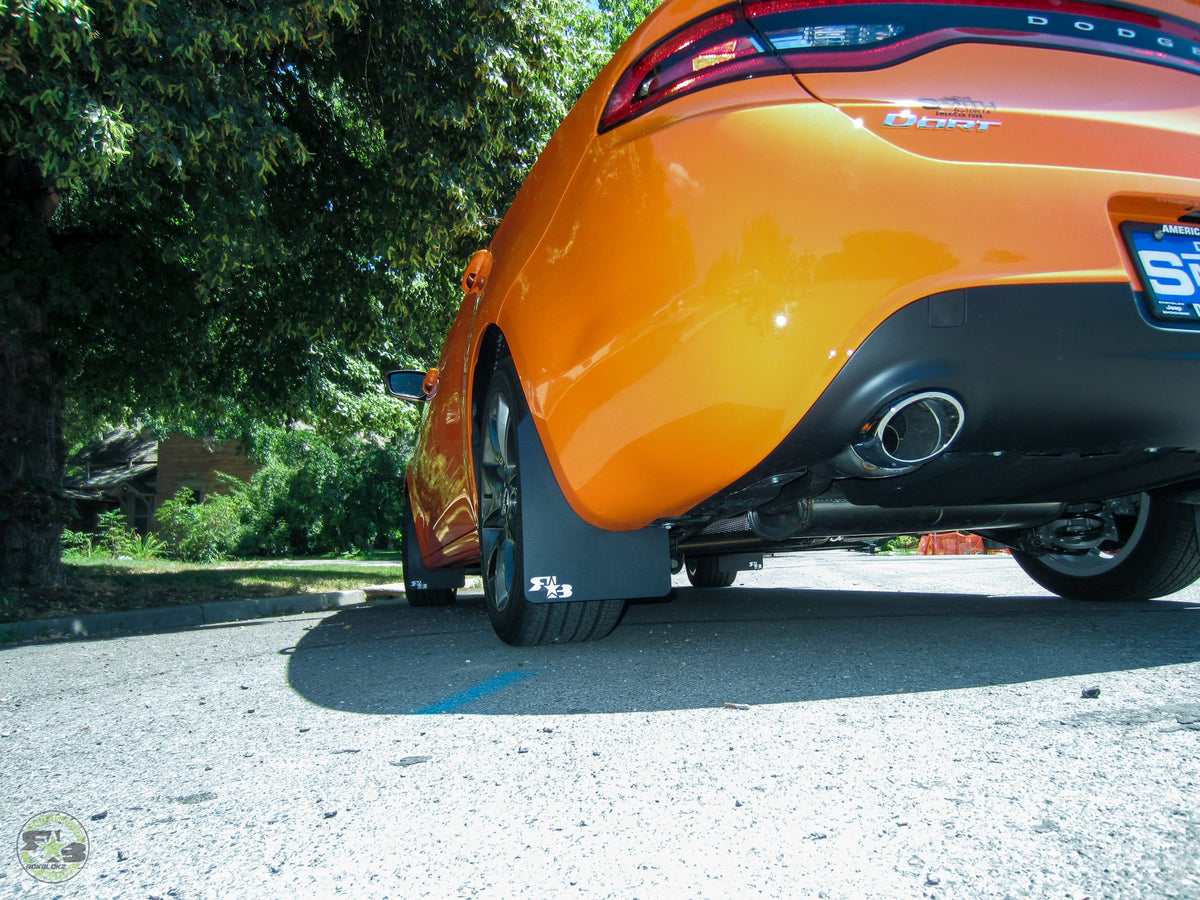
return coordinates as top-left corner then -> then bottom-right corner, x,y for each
1122,221 -> 1200,323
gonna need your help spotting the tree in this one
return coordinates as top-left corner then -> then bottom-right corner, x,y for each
1,0 -> 634,591
597,0 -> 660,52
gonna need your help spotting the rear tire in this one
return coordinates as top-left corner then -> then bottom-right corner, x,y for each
1012,493 -> 1200,602
476,353 -> 624,645
685,557 -> 737,588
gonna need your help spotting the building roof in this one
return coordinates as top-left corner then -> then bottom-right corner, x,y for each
63,428 -> 158,501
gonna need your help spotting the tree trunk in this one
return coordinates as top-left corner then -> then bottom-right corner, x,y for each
1,155 -> 66,589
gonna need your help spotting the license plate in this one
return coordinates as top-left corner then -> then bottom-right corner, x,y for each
1122,221 -> 1200,323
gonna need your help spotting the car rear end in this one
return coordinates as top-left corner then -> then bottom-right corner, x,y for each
490,0 -> 1200,532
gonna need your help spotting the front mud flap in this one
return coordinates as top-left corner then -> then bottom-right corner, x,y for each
405,521 -> 466,592
517,417 -> 671,603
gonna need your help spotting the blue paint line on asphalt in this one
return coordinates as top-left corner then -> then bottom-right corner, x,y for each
416,670 -> 540,714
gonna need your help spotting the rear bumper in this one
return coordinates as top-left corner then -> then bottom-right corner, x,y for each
691,282 -> 1200,518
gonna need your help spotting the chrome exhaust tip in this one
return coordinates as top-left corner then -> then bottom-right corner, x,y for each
834,391 -> 965,477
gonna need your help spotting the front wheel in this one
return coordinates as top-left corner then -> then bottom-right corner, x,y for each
476,355 -> 624,645
1012,493 -> 1200,602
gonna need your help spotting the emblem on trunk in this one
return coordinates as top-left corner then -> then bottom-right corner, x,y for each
884,110 -> 1003,132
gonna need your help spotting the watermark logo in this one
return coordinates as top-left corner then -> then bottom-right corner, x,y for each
17,811 -> 88,884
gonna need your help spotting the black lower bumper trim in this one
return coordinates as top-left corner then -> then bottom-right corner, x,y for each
692,283 -> 1200,516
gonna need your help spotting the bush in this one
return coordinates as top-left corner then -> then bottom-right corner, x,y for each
154,484 -> 248,562
63,511 -> 164,561
235,430 -> 408,557
61,529 -> 98,559
885,534 -> 921,553
97,509 -> 138,556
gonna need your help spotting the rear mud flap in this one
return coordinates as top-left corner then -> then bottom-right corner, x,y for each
518,417 -> 671,604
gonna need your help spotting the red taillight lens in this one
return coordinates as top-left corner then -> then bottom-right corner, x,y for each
599,0 -> 1200,132
600,8 -> 786,132
751,0 -> 1200,74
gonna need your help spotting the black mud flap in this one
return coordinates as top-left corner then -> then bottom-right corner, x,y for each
517,417 -> 671,604
404,519 -> 467,593
716,553 -> 764,574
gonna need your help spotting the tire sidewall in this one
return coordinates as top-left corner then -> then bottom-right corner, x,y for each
478,360 -> 528,640
1013,495 -> 1200,601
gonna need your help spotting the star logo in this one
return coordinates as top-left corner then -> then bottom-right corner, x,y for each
37,832 -> 67,863
17,812 -> 88,884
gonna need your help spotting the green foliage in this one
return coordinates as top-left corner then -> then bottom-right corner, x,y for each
63,509 -> 165,560
96,508 -> 137,556
1,0 -> 655,585
2,0 -> 357,192
237,428 -> 410,557
154,485 -> 248,563
126,530 -> 166,560
597,0 -> 660,51
60,528 -> 97,559
3,1 -> 631,436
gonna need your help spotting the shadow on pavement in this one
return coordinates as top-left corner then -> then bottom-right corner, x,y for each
285,584 -> 1200,715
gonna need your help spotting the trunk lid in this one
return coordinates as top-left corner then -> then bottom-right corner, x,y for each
747,0 -> 1200,176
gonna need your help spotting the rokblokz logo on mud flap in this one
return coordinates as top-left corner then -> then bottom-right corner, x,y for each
17,811 -> 89,883
529,576 -> 573,599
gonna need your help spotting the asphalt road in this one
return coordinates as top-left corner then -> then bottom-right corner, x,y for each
1,552 -> 1198,899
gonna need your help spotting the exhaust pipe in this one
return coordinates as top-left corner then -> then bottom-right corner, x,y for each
680,498 -> 1064,550
834,391 -> 965,477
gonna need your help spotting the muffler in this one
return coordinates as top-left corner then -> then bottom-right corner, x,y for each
834,391 -> 965,477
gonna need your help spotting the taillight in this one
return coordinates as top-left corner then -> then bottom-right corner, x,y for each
599,0 -> 1200,132
600,10 -> 788,133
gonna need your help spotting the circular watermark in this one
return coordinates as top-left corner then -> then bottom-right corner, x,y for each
17,811 -> 89,884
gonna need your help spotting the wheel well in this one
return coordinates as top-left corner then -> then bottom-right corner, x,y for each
471,326 -> 508,460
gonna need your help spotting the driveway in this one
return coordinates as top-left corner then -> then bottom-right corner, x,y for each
1,552 -> 1197,898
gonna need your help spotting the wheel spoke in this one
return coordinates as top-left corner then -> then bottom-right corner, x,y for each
1041,493 -> 1150,576
481,530 -> 507,612
488,394 -> 510,465
481,381 -> 521,613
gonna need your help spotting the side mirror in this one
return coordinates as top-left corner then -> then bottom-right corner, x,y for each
385,368 -> 439,402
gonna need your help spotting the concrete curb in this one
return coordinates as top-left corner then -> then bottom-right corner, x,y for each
0,589 -> 408,645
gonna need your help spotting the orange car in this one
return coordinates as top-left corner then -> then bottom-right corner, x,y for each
389,0 -> 1200,645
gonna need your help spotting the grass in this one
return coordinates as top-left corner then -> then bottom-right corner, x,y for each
0,555 -> 409,624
